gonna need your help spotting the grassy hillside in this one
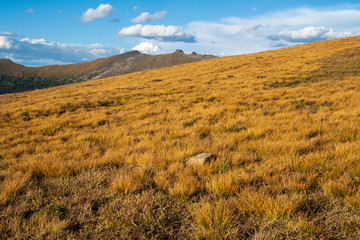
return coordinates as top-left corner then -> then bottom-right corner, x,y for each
0,36 -> 359,239
0,50 -> 215,94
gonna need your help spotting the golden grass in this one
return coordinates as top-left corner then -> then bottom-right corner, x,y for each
0,36 -> 360,238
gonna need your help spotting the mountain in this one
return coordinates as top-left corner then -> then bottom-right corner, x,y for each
1,36 -> 360,239
0,50 -> 216,94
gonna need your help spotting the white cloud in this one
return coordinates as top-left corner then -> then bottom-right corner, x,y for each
0,36 -> 12,49
116,6 -> 360,56
118,24 -> 196,42
132,41 -> 161,54
21,37 -> 48,45
80,4 -> 114,22
0,33 -> 126,66
4,53 -> 22,62
181,6 -> 360,56
269,26 -> 352,43
27,8 -> 34,14
131,11 -> 168,23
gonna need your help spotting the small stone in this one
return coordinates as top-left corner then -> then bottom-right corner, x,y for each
187,153 -> 215,166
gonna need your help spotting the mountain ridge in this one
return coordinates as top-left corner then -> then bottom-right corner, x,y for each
0,50 -> 216,94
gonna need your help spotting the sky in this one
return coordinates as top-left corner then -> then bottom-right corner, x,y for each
1,0 -> 360,66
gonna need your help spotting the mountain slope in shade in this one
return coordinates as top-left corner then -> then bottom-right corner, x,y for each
0,50 -> 216,94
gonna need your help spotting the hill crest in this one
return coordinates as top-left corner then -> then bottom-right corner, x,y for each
0,50 -> 216,94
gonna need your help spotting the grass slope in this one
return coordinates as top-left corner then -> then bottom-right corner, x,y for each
0,36 -> 360,239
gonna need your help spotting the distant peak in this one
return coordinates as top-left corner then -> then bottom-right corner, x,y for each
125,50 -> 142,55
175,49 -> 184,54
119,50 -> 144,57
129,50 -> 141,54
0,58 -> 14,63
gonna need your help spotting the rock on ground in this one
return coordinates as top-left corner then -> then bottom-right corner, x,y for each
187,153 -> 215,166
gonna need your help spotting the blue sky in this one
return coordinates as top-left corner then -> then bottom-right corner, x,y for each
1,0 -> 360,66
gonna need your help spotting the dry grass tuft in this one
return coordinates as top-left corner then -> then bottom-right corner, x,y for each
0,171 -> 31,202
189,199 -> 240,239
169,172 -> 200,198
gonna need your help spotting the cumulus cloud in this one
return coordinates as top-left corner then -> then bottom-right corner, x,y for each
132,41 -> 161,54
0,32 -> 22,50
182,6 -> 360,56
80,4 -> 114,22
115,6 -> 360,57
268,26 -> 352,43
0,36 -> 12,49
118,24 -> 196,43
21,37 -> 48,45
0,33 -> 125,66
131,11 -> 168,23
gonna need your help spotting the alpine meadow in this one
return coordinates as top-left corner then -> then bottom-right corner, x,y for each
1,36 -> 360,239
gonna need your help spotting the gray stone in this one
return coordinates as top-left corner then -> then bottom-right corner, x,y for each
187,153 -> 215,166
